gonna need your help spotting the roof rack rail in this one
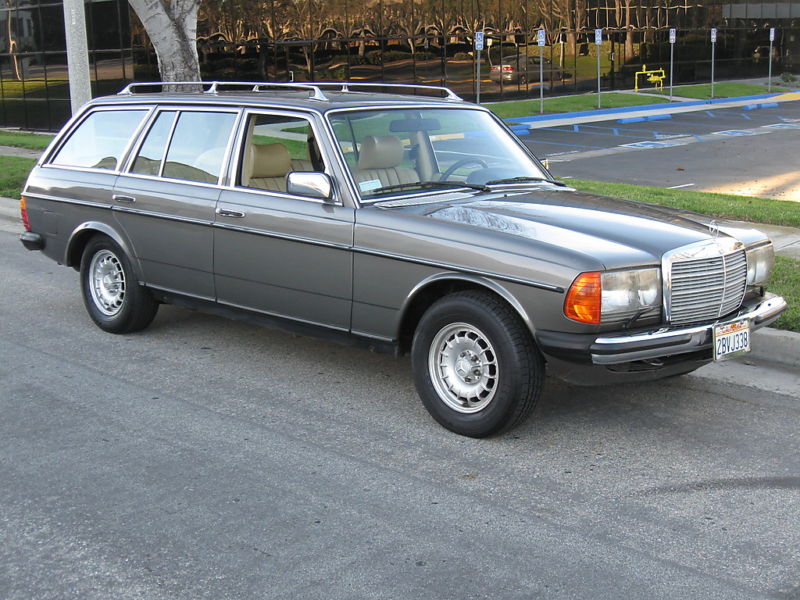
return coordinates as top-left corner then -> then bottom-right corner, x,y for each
117,80 -> 328,100
117,80 -> 462,101
118,81 -> 213,95
311,82 -> 462,101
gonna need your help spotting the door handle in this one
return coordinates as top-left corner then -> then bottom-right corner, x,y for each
113,194 -> 136,203
216,208 -> 246,218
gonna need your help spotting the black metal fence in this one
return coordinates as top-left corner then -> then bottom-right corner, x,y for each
0,0 -> 796,130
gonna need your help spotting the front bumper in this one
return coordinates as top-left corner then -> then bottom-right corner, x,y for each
537,292 -> 787,368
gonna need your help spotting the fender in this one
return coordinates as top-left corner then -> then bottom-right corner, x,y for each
65,221 -> 141,279
397,272 -> 536,338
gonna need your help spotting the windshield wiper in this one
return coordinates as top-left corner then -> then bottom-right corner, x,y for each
367,180 -> 489,195
484,176 -> 564,186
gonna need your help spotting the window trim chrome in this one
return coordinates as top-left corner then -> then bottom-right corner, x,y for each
223,107 -> 346,206
45,105 -> 155,174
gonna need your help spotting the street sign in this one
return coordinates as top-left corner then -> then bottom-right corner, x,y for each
595,29 -> 602,45
537,29 -> 546,47
770,27 -> 775,42
475,31 -> 484,51
669,28 -> 676,44
711,28 -> 717,43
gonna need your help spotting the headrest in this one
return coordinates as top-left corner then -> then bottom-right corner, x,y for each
250,143 -> 292,178
358,136 -> 404,170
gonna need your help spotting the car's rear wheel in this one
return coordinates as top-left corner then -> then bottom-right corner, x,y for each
411,290 -> 544,437
80,236 -> 158,333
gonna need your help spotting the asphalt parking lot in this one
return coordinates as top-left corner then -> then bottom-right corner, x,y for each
2,206 -> 800,598
520,102 -> 800,200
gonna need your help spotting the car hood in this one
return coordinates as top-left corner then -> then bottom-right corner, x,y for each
390,187 -> 766,269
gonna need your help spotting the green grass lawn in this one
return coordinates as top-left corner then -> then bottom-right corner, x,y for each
567,179 -> 800,228
660,82 -> 788,99
770,257 -> 800,332
0,130 -> 54,150
0,155 -> 37,198
486,92 -> 670,119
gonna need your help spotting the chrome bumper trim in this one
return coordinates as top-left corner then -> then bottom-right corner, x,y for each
590,293 -> 787,365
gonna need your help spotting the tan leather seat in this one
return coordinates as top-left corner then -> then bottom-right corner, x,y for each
243,143 -> 292,191
354,136 -> 418,189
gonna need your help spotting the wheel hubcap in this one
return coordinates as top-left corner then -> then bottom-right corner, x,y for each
428,322 -> 499,413
89,249 -> 126,316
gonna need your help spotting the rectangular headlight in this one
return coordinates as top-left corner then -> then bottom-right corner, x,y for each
601,268 -> 662,323
746,243 -> 774,286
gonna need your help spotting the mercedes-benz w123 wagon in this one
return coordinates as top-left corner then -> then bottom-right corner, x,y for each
19,81 -> 787,437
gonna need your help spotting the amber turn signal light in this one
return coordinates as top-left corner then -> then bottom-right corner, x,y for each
564,271 -> 601,324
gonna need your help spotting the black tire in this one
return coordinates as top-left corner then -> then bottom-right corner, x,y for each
411,290 -> 544,437
80,235 -> 158,334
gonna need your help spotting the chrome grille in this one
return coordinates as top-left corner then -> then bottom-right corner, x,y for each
669,249 -> 747,325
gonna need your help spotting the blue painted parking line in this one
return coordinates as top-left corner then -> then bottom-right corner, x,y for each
617,114 -> 672,124
544,126 -> 651,140
743,102 -> 780,110
713,129 -> 759,136
524,139 -> 605,149
620,140 -> 671,149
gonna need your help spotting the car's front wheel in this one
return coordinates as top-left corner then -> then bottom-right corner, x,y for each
411,290 -> 544,437
80,235 -> 158,333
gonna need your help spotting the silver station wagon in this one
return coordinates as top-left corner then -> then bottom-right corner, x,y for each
19,81 -> 787,437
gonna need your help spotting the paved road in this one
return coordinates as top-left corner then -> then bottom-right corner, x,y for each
521,102 -> 800,200
1,218 -> 799,598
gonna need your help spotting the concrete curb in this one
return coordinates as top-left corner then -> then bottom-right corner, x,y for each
0,196 -> 19,224
752,328 -> 800,369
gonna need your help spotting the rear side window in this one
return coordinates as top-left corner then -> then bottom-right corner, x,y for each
51,109 -> 147,170
131,111 -> 177,176
162,111 -> 237,184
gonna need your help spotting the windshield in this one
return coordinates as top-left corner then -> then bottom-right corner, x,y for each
327,107 -> 548,202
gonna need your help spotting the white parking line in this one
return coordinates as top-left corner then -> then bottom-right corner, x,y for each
667,183 -> 696,189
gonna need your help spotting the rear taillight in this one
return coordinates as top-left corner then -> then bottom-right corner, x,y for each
502,65 -> 514,72
20,196 -> 31,231
490,65 -> 500,71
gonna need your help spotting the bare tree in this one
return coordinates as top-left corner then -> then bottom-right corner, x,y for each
128,0 -> 202,82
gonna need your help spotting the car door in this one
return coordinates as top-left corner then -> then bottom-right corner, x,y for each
213,109 -> 355,331
113,107 -> 240,300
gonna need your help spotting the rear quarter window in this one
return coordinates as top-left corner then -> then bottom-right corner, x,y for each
51,109 -> 147,170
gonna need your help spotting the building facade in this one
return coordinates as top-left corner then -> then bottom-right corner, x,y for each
0,0 -> 797,130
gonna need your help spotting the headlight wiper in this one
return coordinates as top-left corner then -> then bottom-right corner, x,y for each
485,176 -> 564,187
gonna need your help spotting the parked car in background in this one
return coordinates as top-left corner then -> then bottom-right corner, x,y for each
19,81 -> 786,437
490,54 -> 564,84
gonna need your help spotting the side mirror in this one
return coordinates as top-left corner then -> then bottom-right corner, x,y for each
287,171 -> 334,202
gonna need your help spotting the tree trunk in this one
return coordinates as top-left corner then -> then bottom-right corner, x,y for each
128,0 -> 201,85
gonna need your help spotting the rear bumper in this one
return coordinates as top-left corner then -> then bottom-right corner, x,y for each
19,231 -> 44,251
537,293 -> 787,382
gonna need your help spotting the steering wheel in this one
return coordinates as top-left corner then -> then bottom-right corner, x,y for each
439,158 -> 489,181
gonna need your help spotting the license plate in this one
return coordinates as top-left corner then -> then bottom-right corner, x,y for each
713,319 -> 751,361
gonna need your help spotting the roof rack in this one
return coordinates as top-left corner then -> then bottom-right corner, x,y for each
117,80 -> 462,102
117,81 -> 327,100
309,82 -> 462,101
